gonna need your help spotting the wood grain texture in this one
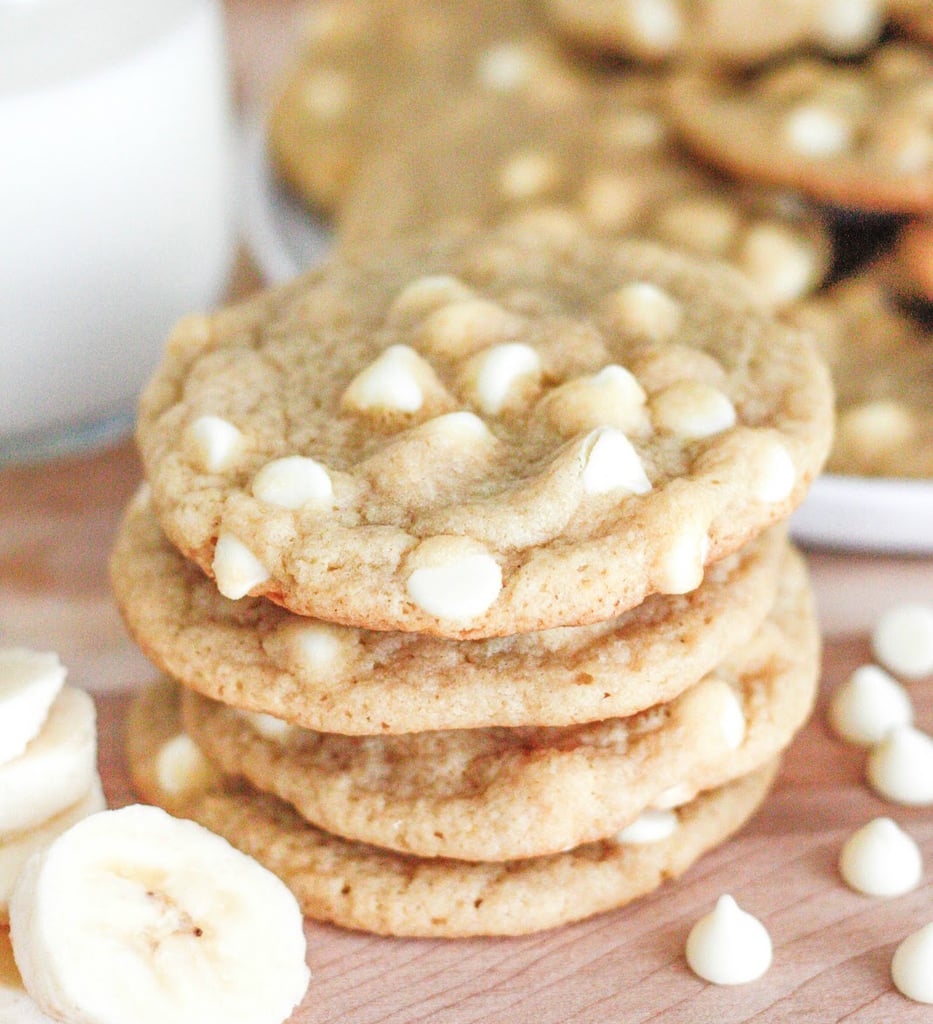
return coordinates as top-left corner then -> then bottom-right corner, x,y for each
96,636 -> 933,1024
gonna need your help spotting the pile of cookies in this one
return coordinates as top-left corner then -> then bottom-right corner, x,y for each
116,217 -> 832,936
269,0 -> 933,480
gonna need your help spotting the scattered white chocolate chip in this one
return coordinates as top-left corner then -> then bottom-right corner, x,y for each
814,0 -> 882,54
651,782 -> 695,810
650,382 -> 736,439
839,817 -> 922,896
406,540 -> 502,621
476,44 -> 529,91
341,345 -> 426,414
241,711 -> 295,745
419,298 -> 523,357
212,533 -> 270,600
499,151 -> 560,201
752,437 -> 796,504
738,224 -> 816,307
656,526 -> 709,595
685,895 -> 773,985
827,664 -> 913,746
291,623 -> 343,673
604,281 -> 682,342
580,173 -> 642,232
872,603 -> 933,680
154,734 -> 219,799
720,690 -> 746,750
465,342 -> 541,415
783,104 -> 852,158
185,415 -> 244,473
628,0 -> 683,53
892,923 -> 933,1004
422,411 -> 490,440
251,456 -> 334,510
614,808 -> 678,845
387,274 -> 474,325
580,427 -> 652,496
654,198 -> 739,256
544,364 -> 648,436
837,401 -> 914,464
866,725 -> 933,806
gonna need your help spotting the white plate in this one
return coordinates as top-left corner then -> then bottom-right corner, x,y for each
239,114 -> 933,556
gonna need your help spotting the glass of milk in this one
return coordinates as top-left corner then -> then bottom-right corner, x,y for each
0,0 -> 235,464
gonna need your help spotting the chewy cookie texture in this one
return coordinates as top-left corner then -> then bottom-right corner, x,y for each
115,0 -> 854,940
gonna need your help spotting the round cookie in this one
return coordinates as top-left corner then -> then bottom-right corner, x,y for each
268,0 -> 586,215
787,262 -> 933,478
668,42 -> 933,214
340,77 -> 831,310
127,679 -> 779,938
111,493 -> 785,733
542,0 -> 883,65
181,546 -> 816,862
138,221 -> 833,638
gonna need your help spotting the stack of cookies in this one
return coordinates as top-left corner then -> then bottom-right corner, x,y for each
115,219 -> 832,936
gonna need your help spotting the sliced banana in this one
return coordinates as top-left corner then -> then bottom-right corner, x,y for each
0,778 -> 106,923
10,804 -> 310,1024
0,649 -> 66,767
0,687 -> 97,840
0,928 -> 58,1024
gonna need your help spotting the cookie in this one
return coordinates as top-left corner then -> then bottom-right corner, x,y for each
887,219 -> 933,303
137,221 -> 832,638
267,0 -> 586,215
127,678 -> 779,937
110,494 -> 785,733
340,76 -> 831,309
542,0 -> 883,65
787,263 -> 933,478
668,42 -> 933,214
181,545 -> 816,861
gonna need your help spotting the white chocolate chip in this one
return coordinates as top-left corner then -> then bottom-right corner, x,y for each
827,664 -> 913,746
476,44 -> 529,91
185,415 -> 244,473
752,437 -> 796,504
580,427 -> 652,496
342,345 -> 426,413
499,151 -> 560,201
657,526 -> 708,595
614,809 -> 678,845
130,481 -> 152,510
654,198 -> 739,256
292,623 -> 342,673
685,895 -> 773,985
301,68 -> 350,120
837,401 -> 914,464
738,224 -> 817,307
418,298 -> 523,357
783,104 -> 852,158
839,817 -> 923,896
580,174 -> 642,232
604,281 -> 683,342
720,690 -> 746,750
463,342 -> 541,415
251,456 -> 334,510
387,275 -> 475,325
892,923 -> 933,1004
628,0 -> 683,53
650,381 -> 736,439
814,0 -> 882,54
872,603 -> 933,680
866,726 -> 933,806
421,411 -> 490,440
240,710 -> 295,744
543,365 -> 648,436
651,783 -> 695,810
406,539 -> 502,621
212,533 -> 270,600
154,734 -> 219,798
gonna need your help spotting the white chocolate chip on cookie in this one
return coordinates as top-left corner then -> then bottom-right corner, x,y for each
406,537 -> 502,621
499,151 -> 561,201
387,274 -> 475,326
418,298 -> 524,358
580,427 -> 652,496
543,364 -> 648,436
252,456 -> 334,509
341,345 -> 431,414
604,281 -> 683,342
476,44 -> 530,92
212,533 -> 270,600
240,711 -> 296,744
719,688 -> 747,750
614,808 -> 678,845
185,415 -> 244,474
783,104 -> 852,157
650,381 -> 736,439
656,525 -> 708,595
154,734 -> 220,799
738,224 -> 817,307
461,342 -> 542,415
752,436 -> 796,504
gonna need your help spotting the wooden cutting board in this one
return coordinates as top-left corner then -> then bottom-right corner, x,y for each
96,635 -> 932,1024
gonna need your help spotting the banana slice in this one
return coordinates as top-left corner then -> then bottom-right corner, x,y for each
9,804 -> 310,1024
0,778 -> 106,923
0,687 -> 97,839
0,650 -> 66,767
0,927 -> 57,1024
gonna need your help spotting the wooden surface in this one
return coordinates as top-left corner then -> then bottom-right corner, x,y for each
1,2 -> 931,1021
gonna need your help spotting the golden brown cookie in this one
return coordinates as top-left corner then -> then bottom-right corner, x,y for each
127,678 -> 779,937
110,494 -> 785,733
137,221 -> 832,638
787,262 -> 933,478
181,546 -> 816,861
668,42 -> 933,214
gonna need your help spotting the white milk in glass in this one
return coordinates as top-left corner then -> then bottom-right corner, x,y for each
0,0 -> 235,462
